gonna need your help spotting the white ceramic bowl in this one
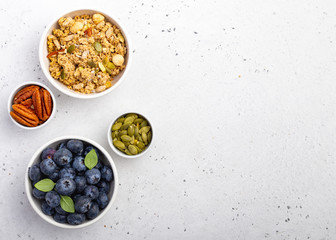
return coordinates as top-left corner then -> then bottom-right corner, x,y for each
25,136 -> 119,228
108,112 -> 154,159
39,9 -> 132,99
8,81 -> 56,130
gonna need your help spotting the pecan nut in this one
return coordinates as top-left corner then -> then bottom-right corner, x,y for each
40,88 -> 53,120
10,104 -> 39,127
32,88 -> 43,120
13,85 -> 39,104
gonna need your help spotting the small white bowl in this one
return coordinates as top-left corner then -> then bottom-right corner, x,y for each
25,136 -> 119,228
39,9 -> 132,99
8,81 -> 56,130
108,112 -> 154,159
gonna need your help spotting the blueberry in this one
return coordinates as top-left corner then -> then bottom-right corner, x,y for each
73,194 -> 82,202
83,185 -> 99,200
85,168 -> 101,185
53,148 -> 73,166
86,202 -> 99,220
41,147 -> 56,161
45,191 -> 61,208
94,159 -> 103,169
84,146 -> 99,159
58,141 -> 67,150
40,158 -> 57,176
101,166 -> 113,182
75,196 -> 92,213
72,156 -> 86,172
67,213 -> 86,225
67,140 -> 84,154
55,205 -> 68,215
49,169 -> 60,182
64,163 -> 72,169
29,164 -> 41,182
53,213 -> 67,223
74,176 -> 87,193
59,168 -> 76,179
55,177 -> 76,196
97,192 -> 109,209
32,188 -> 46,200
97,181 -> 110,193
41,201 -> 55,216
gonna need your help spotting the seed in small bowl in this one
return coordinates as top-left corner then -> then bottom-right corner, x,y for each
108,113 -> 153,157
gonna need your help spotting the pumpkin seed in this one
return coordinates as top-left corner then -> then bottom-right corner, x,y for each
128,125 -> 135,136
118,130 -> 127,137
117,117 -> 125,123
124,116 -> 135,125
126,113 -> 138,119
134,125 -> 139,137
114,140 -> 125,149
142,132 -> 148,144
137,141 -> 145,149
147,131 -> 152,142
121,135 -> 132,142
140,120 -> 148,128
125,149 -> 132,155
93,41 -> 102,52
122,123 -> 131,130
112,122 -> 122,131
88,60 -> 96,68
139,126 -> 151,134
128,145 -> 138,155
106,62 -> 115,69
134,118 -> 143,124
67,44 -> 75,53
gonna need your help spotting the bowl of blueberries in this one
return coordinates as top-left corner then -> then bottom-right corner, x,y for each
25,136 -> 118,228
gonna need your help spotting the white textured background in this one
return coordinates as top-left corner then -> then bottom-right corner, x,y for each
1,0 -> 336,239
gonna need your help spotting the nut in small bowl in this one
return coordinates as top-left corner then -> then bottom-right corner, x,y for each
8,81 -> 56,130
108,112 -> 154,158
25,136 -> 118,228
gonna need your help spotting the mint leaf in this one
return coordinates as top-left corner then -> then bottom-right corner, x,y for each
34,178 -> 55,192
84,149 -> 98,170
60,195 -> 75,213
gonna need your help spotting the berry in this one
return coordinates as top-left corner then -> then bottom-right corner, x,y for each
75,196 -> 92,213
86,202 -> 99,219
72,156 -> 86,172
97,181 -> 110,193
85,168 -> 101,185
40,158 -> 57,176
41,147 -> 56,160
53,148 -> 73,166
55,177 -> 76,196
55,205 -> 68,215
58,141 -> 67,150
97,192 -> 109,209
74,176 -> 86,193
67,140 -> 84,154
49,169 -> 60,182
41,201 -> 55,216
54,213 -> 67,223
73,194 -> 82,203
45,191 -> 60,208
29,164 -> 41,182
32,188 -> 46,200
101,166 -> 113,182
67,213 -> 86,225
83,185 -> 99,200
94,159 -> 103,169
84,146 -> 99,159
59,168 -> 76,179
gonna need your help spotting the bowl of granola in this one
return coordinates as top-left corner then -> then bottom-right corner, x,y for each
39,9 -> 132,99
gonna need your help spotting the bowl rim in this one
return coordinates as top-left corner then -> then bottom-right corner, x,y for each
25,135 -> 119,229
8,81 -> 56,130
107,112 -> 154,159
39,8 -> 133,99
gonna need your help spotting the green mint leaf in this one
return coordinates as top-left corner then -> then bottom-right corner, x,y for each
60,195 -> 75,213
84,149 -> 98,170
34,178 -> 55,192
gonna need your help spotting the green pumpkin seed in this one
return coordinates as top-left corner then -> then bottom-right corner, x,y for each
112,122 -> 122,131
128,145 -> 138,155
124,141 -> 130,147
88,60 -> 96,68
67,44 -> 75,53
114,140 -> 125,149
128,125 -> 135,136
93,41 -> 103,52
137,141 -> 145,149
118,130 -> 127,137
60,69 -> 65,79
142,132 -> 148,144
125,149 -> 132,155
126,113 -> 138,119
112,131 -> 118,138
134,125 -> 139,137
134,118 -> 143,124
122,123 -> 131,130
135,145 -> 142,153
124,116 -> 135,125
117,117 -> 125,123
121,135 -> 132,142
147,131 -> 152,142
140,120 -> 148,128
139,126 -> 151,134
137,135 -> 143,142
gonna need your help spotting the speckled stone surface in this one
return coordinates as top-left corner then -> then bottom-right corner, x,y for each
1,0 -> 336,239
